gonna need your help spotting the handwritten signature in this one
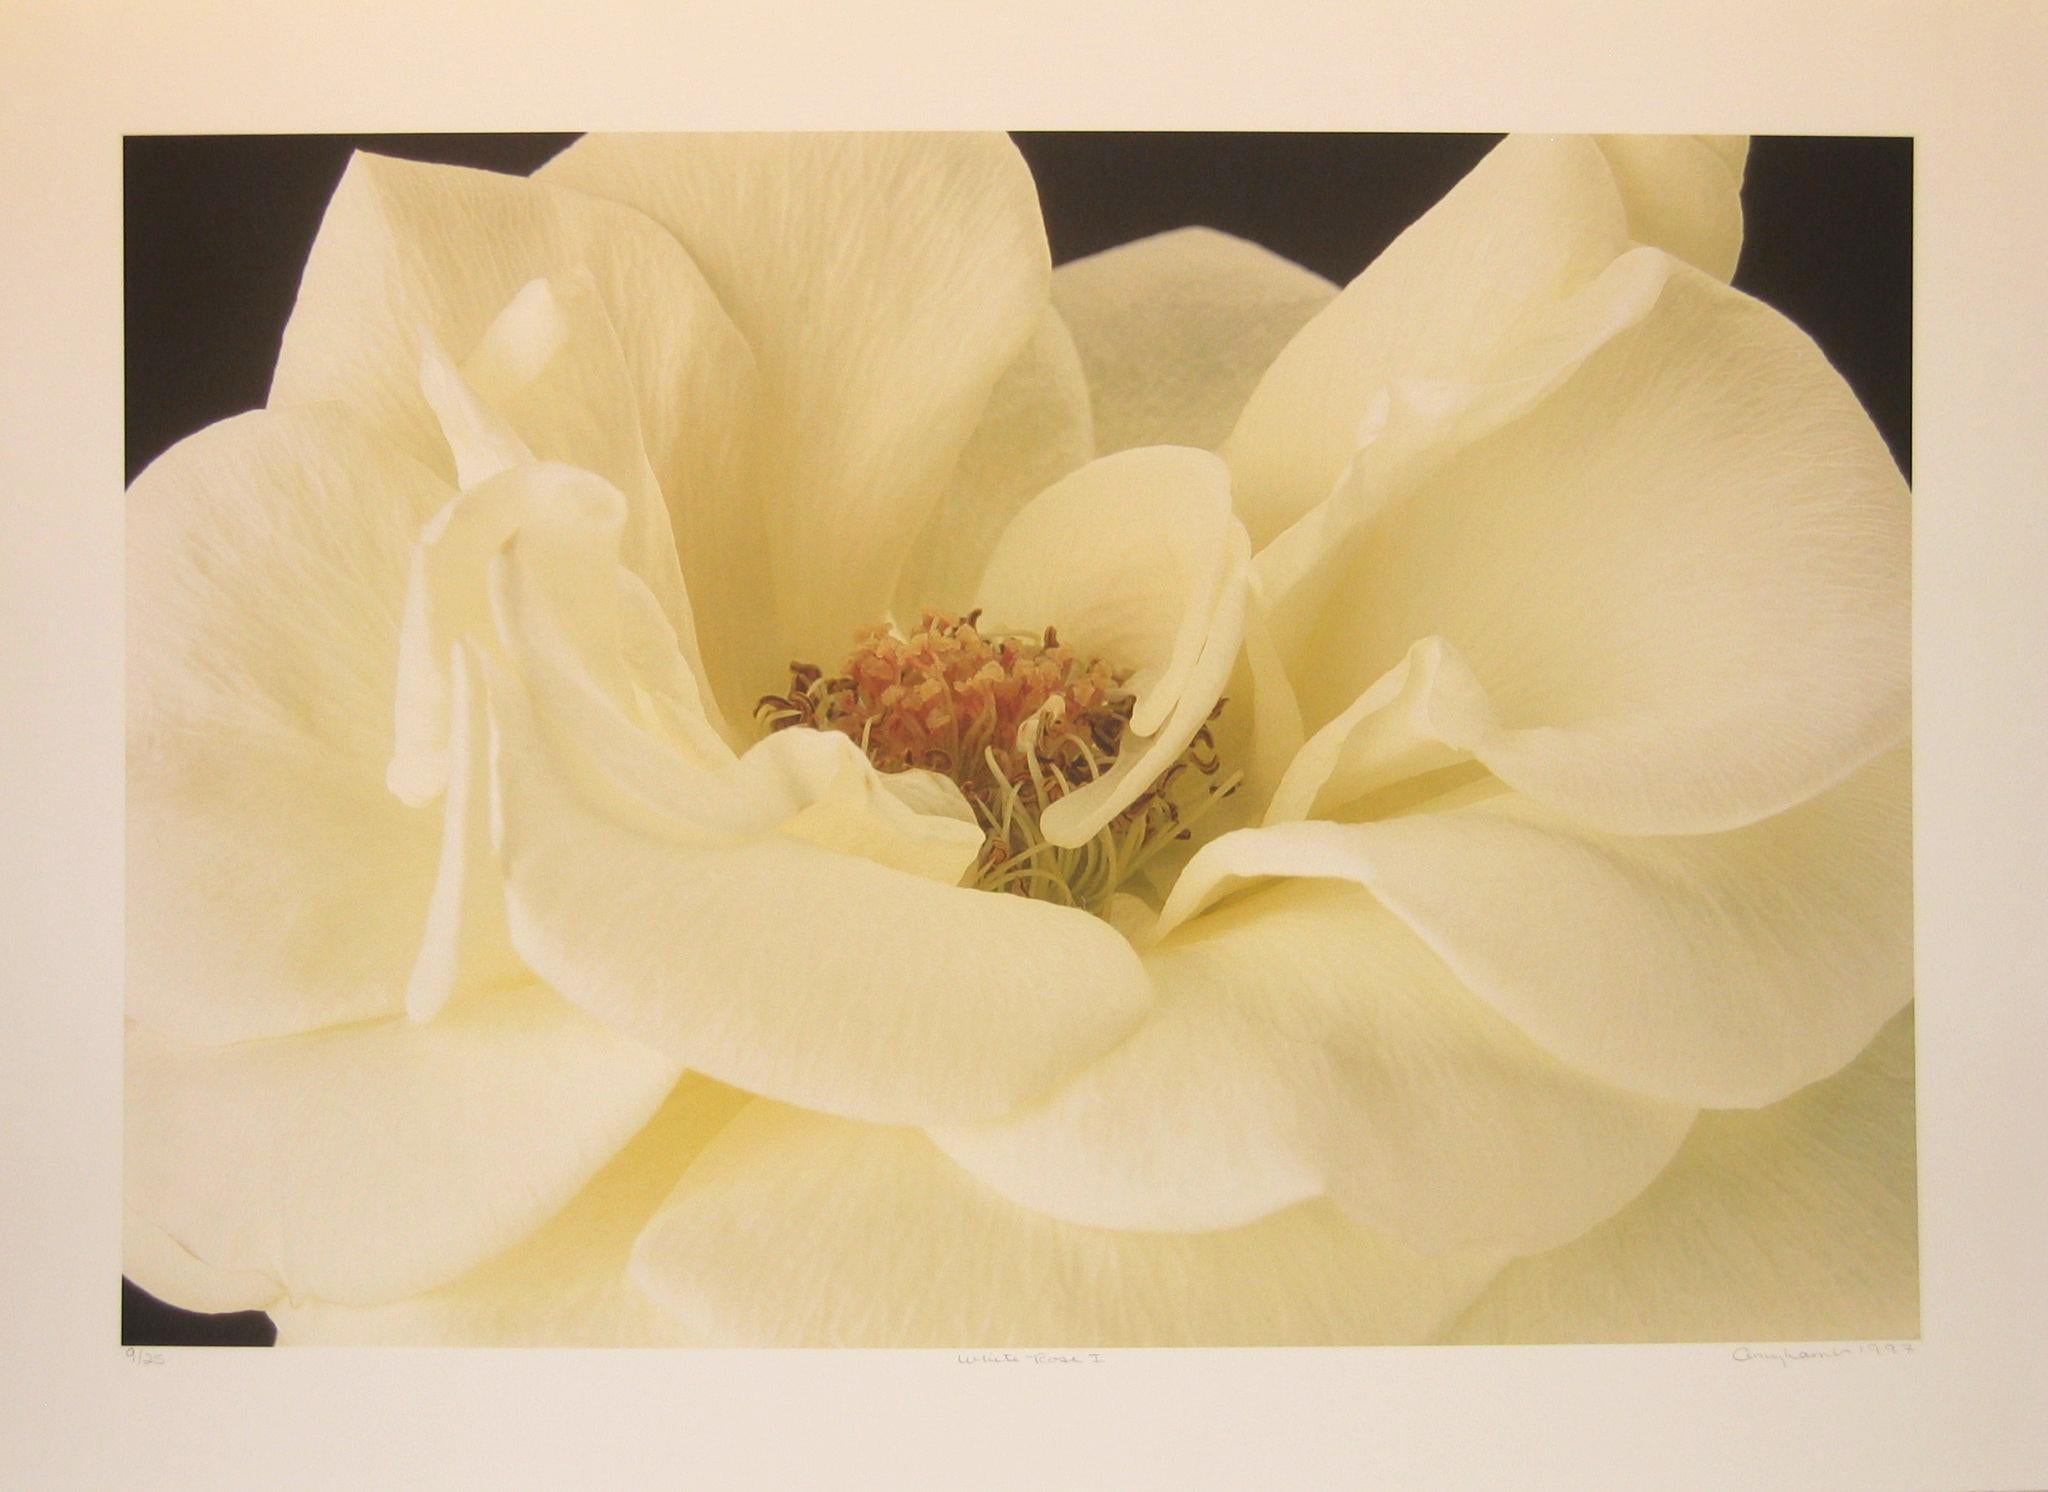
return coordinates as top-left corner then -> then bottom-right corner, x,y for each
956,1351 -> 1106,1366
1731,1341 -> 1915,1366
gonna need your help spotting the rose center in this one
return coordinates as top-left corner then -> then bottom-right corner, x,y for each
757,607 -> 1238,912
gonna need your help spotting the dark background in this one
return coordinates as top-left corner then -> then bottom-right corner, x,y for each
121,131 -> 1912,1346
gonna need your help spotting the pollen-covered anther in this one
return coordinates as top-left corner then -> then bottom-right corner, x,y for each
757,608 -> 1239,912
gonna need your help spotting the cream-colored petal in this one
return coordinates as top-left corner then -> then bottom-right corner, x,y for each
541,132 -> 1051,668
435,273 -> 733,737
485,655 -> 1153,1125
895,306 -> 1096,618
388,460 -> 655,806
976,446 -> 1230,731
473,469 -> 726,784
1595,134 -> 1749,283
775,739 -> 985,885
935,881 -> 1692,1256
1260,635 -> 1494,826
269,149 -> 753,498
127,406 -> 453,1043
1446,1009 -> 1917,1344
401,646 -> 526,1023
124,1209 -> 280,1316
1051,226 -> 1336,456
485,550 -> 746,859
1252,246 -> 1673,672
1279,263 -> 1909,836
267,148 -> 763,725
129,735 -> 439,1045
417,335 -> 531,489
1227,133 -> 1731,544
1232,574 -> 1308,821
128,402 -> 450,766
124,984 -> 681,1309
489,555 -> 966,851
1131,572 -> 1307,892
631,1103 -> 1502,1346
272,1077 -> 745,1346
390,453 -> 740,911
1162,749 -> 1911,1110
973,446 -> 1250,845
1050,523 -> 1250,850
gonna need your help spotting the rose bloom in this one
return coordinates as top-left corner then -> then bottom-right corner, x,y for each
125,132 -> 1912,1347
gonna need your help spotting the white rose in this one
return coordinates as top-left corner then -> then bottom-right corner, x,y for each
125,131 -> 1912,1346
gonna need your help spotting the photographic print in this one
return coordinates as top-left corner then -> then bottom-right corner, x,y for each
122,131 -> 1914,1349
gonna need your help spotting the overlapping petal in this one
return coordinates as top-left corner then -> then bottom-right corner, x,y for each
390,458 -> 730,819
541,132 -> 1052,670
1257,635 -> 1498,826
1271,263 -> 1909,836
271,1077 -> 745,1346
266,148 -> 765,723
1162,750 -> 1911,1109
485,648 -> 1153,1125
127,405 -> 453,1042
401,645 -> 524,1021
895,306 -> 1097,617
127,323 -> 708,1328
1224,133 -> 1746,548
1594,133 -> 1749,283
124,983 -> 681,1308
629,1102 -> 1501,1347
1446,1009 -> 1917,1344
974,445 -> 1251,845
124,1209 -> 280,1316
269,149 -> 753,507
934,881 -> 1694,1256
1250,246 -> 1675,670
418,272 -> 734,734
